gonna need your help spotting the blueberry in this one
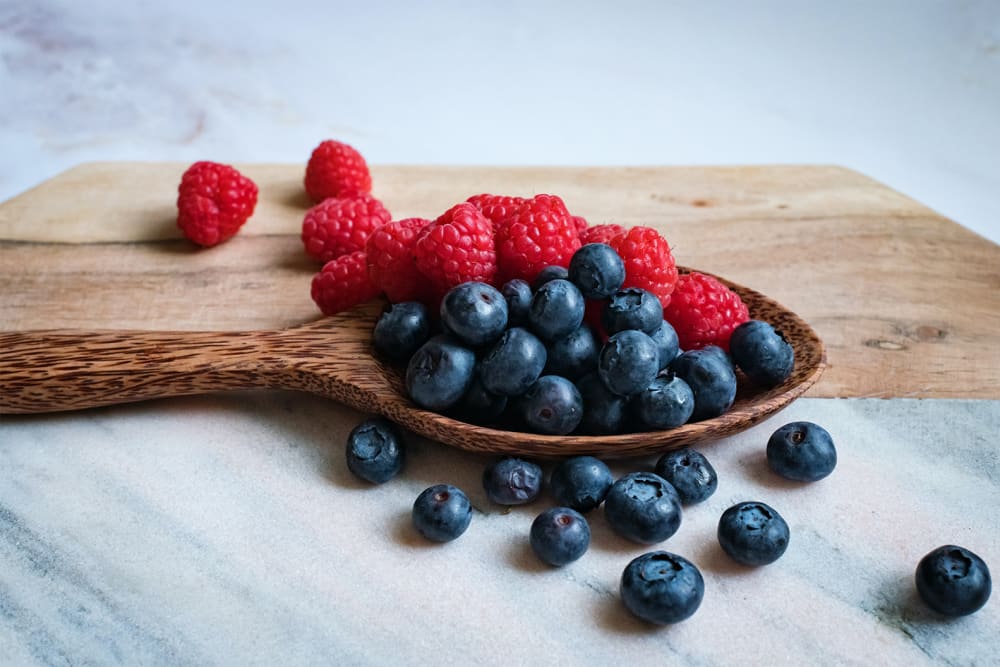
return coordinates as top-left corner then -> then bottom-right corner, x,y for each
604,472 -> 682,544
479,327 -> 547,397
602,288 -> 662,335
915,545 -> 991,617
598,330 -> 660,397
575,372 -> 628,435
520,375 -> 584,435
483,457 -> 543,505
717,501 -> 789,566
767,421 -> 837,482
412,484 -> 472,542
668,346 -> 737,421
450,367 -> 508,424
649,320 -> 680,370
729,320 -> 794,388
528,279 -> 585,341
372,301 -> 430,364
345,418 -> 406,484
620,551 -> 704,624
631,374 -> 695,430
501,279 -> 532,327
405,335 -> 476,411
550,455 -> 613,512
568,243 -> 625,299
440,281 -> 508,347
530,507 -> 591,566
532,265 -> 569,290
544,325 -> 599,380
654,448 -> 717,505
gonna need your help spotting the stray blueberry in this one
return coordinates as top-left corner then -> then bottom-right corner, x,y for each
604,472 -> 682,544
544,324 -> 600,381
479,327 -> 547,397
717,501 -> 789,566
532,265 -> 570,290
373,301 -> 430,364
729,320 -> 794,388
528,279 -> 585,341
521,375 -> 584,435
654,448 -> 717,505
568,243 -> 625,299
915,545 -> 991,617
631,374 -> 695,430
550,455 -> 614,513
501,279 -> 532,328
440,281 -> 508,347
602,288 -> 663,335
649,320 -> 680,370
405,335 -> 476,411
530,507 -> 591,566
668,346 -> 737,421
620,551 -> 704,625
483,457 -> 543,505
345,418 -> 406,484
598,330 -> 660,397
575,372 -> 628,435
412,484 -> 472,542
767,421 -> 837,482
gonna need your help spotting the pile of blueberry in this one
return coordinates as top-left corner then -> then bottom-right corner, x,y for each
373,242 -> 796,435
343,416 -> 992,623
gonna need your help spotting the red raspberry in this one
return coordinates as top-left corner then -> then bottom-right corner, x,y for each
366,217 -> 432,303
301,194 -> 392,263
608,226 -> 679,309
466,193 -> 526,231
311,251 -> 381,316
413,203 -> 496,297
665,271 -> 750,351
176,161 -> 258,247
494,194 -> 581,284
580,223 -> 625,246
304,140 -> 372,202
571,215 -> 589,236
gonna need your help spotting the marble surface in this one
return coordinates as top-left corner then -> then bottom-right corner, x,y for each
1,395 -> 997,665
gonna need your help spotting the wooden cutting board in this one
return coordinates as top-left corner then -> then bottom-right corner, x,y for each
1,162 -> 998,399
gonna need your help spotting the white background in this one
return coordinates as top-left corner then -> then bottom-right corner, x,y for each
2,0 -> 999,243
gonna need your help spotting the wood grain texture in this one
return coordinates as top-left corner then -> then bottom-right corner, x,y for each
1,162 -> 999,398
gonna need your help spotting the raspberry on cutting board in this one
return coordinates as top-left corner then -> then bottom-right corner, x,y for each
301,194 -> 392,264
311,250 -> 381,316
304,139 -> 372,202
494,194 -> 581,285
665,271 -> 750,351
413,202 -> 497,298
366,217 -> 432,303
176,161 -> 258,247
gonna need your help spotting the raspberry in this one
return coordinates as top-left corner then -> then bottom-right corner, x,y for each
366,217 -> 432,303
608,226 -> 679,309
311,250 -> 381,316
304,139 -> 372,202
413,203 -> 496,297
494,194 -> 582,285
665,272 -> 750,352
580,223 -> 625,246
301,194 -> 392,263
176,161 -> 258,247
571,215 -> 589,236
466,193 -> 526,231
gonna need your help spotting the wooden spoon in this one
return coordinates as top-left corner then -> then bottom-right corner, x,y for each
0,270 -> 825,459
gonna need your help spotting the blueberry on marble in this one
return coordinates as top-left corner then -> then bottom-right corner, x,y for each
530,507 -> 591,566
405,335 -> 476,411
412,484 -> 472,542
668,346 -> 737,421
483,457 -> 544,505
717,501 -> 789,566
598,330 -> 660,397
532,265 -> 569,291
372,301 -> 430,364
440,281 -> 508,347
729,319 -> 794,388
450,367 -> 508,425
654,448 -> 717,505
568,243 -> 625,299
479,327 -> 547,397
501,279 -> 532,328
649,319 -> 680,370
766,421 -> 837,482
549,455 -> 613,513
915,545 -> 991,617
520,375 -> 584,435
345,417 -> 406,484
575,372 -> 628,435
602,288 -> 663,335
631,373 -> 695,430
528,279 -> 585,341
620,551 -> 705,625
604,472 -> 682,544
544,324 -> 600,381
